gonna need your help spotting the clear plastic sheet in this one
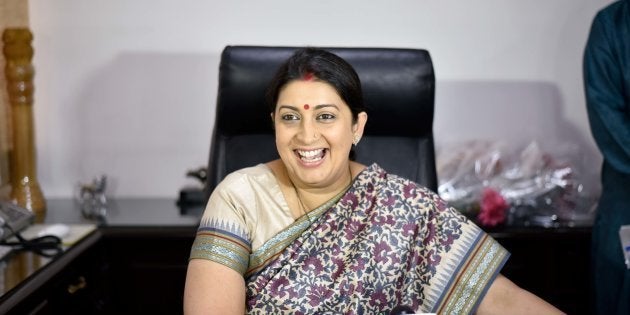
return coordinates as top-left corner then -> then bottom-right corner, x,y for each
437,140 -> 597,228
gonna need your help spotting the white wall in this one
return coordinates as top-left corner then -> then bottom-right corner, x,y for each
27,0 -> 612,198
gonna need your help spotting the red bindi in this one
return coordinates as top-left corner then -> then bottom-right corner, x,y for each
303,104 -> 310,110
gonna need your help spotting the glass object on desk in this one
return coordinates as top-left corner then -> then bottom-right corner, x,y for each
75,175 -> 108,221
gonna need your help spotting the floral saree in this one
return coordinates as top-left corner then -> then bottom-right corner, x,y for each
191,163 -> 509,314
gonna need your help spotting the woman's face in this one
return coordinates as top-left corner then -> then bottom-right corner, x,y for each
273,79 -> 367,190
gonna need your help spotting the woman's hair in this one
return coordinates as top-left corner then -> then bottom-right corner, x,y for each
266,48 -> 366,122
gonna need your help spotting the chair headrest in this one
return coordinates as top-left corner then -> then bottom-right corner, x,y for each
216,46 -> 435,137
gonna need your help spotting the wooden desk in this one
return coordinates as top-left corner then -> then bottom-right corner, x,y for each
0,199 -> 591,314
0,228 -> 102,314
0,198 -> 199,314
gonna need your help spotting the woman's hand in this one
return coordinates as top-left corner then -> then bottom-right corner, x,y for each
184,259 -> 246,315
476,274 -> 565,315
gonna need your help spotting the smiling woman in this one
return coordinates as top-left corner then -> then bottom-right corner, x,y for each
271,79 -> 365,218
184,48 -> 564,315
273,80 -> 365,189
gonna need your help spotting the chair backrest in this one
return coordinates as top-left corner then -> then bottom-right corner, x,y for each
205,46 -> 437,198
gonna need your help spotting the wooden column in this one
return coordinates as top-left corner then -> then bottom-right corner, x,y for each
3,28 -> 46,221
0,0 -> 30,202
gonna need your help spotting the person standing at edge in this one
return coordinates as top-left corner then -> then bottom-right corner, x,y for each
584,1 -> 630,314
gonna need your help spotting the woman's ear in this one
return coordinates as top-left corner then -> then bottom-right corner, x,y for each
352,112 -> 368,137
270,112 -> 275,130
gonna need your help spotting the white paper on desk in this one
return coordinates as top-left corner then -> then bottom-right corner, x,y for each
620,225 -> 630,270
22,224 -> 97,246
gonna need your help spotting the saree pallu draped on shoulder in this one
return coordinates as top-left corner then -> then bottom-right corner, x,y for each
246,164 -> 509,314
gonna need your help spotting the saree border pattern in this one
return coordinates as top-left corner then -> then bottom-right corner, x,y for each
431,231 -> 509,314
190,218 -> 252,275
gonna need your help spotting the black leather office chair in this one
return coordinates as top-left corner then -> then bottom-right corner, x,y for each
205,46 -> 437,200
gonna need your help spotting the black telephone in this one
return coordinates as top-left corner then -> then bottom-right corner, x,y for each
0,201 -> 35,241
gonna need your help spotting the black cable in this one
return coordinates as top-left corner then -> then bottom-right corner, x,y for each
0,223 -> 62,258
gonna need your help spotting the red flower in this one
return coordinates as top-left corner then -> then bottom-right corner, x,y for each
477,188 -> 508,227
